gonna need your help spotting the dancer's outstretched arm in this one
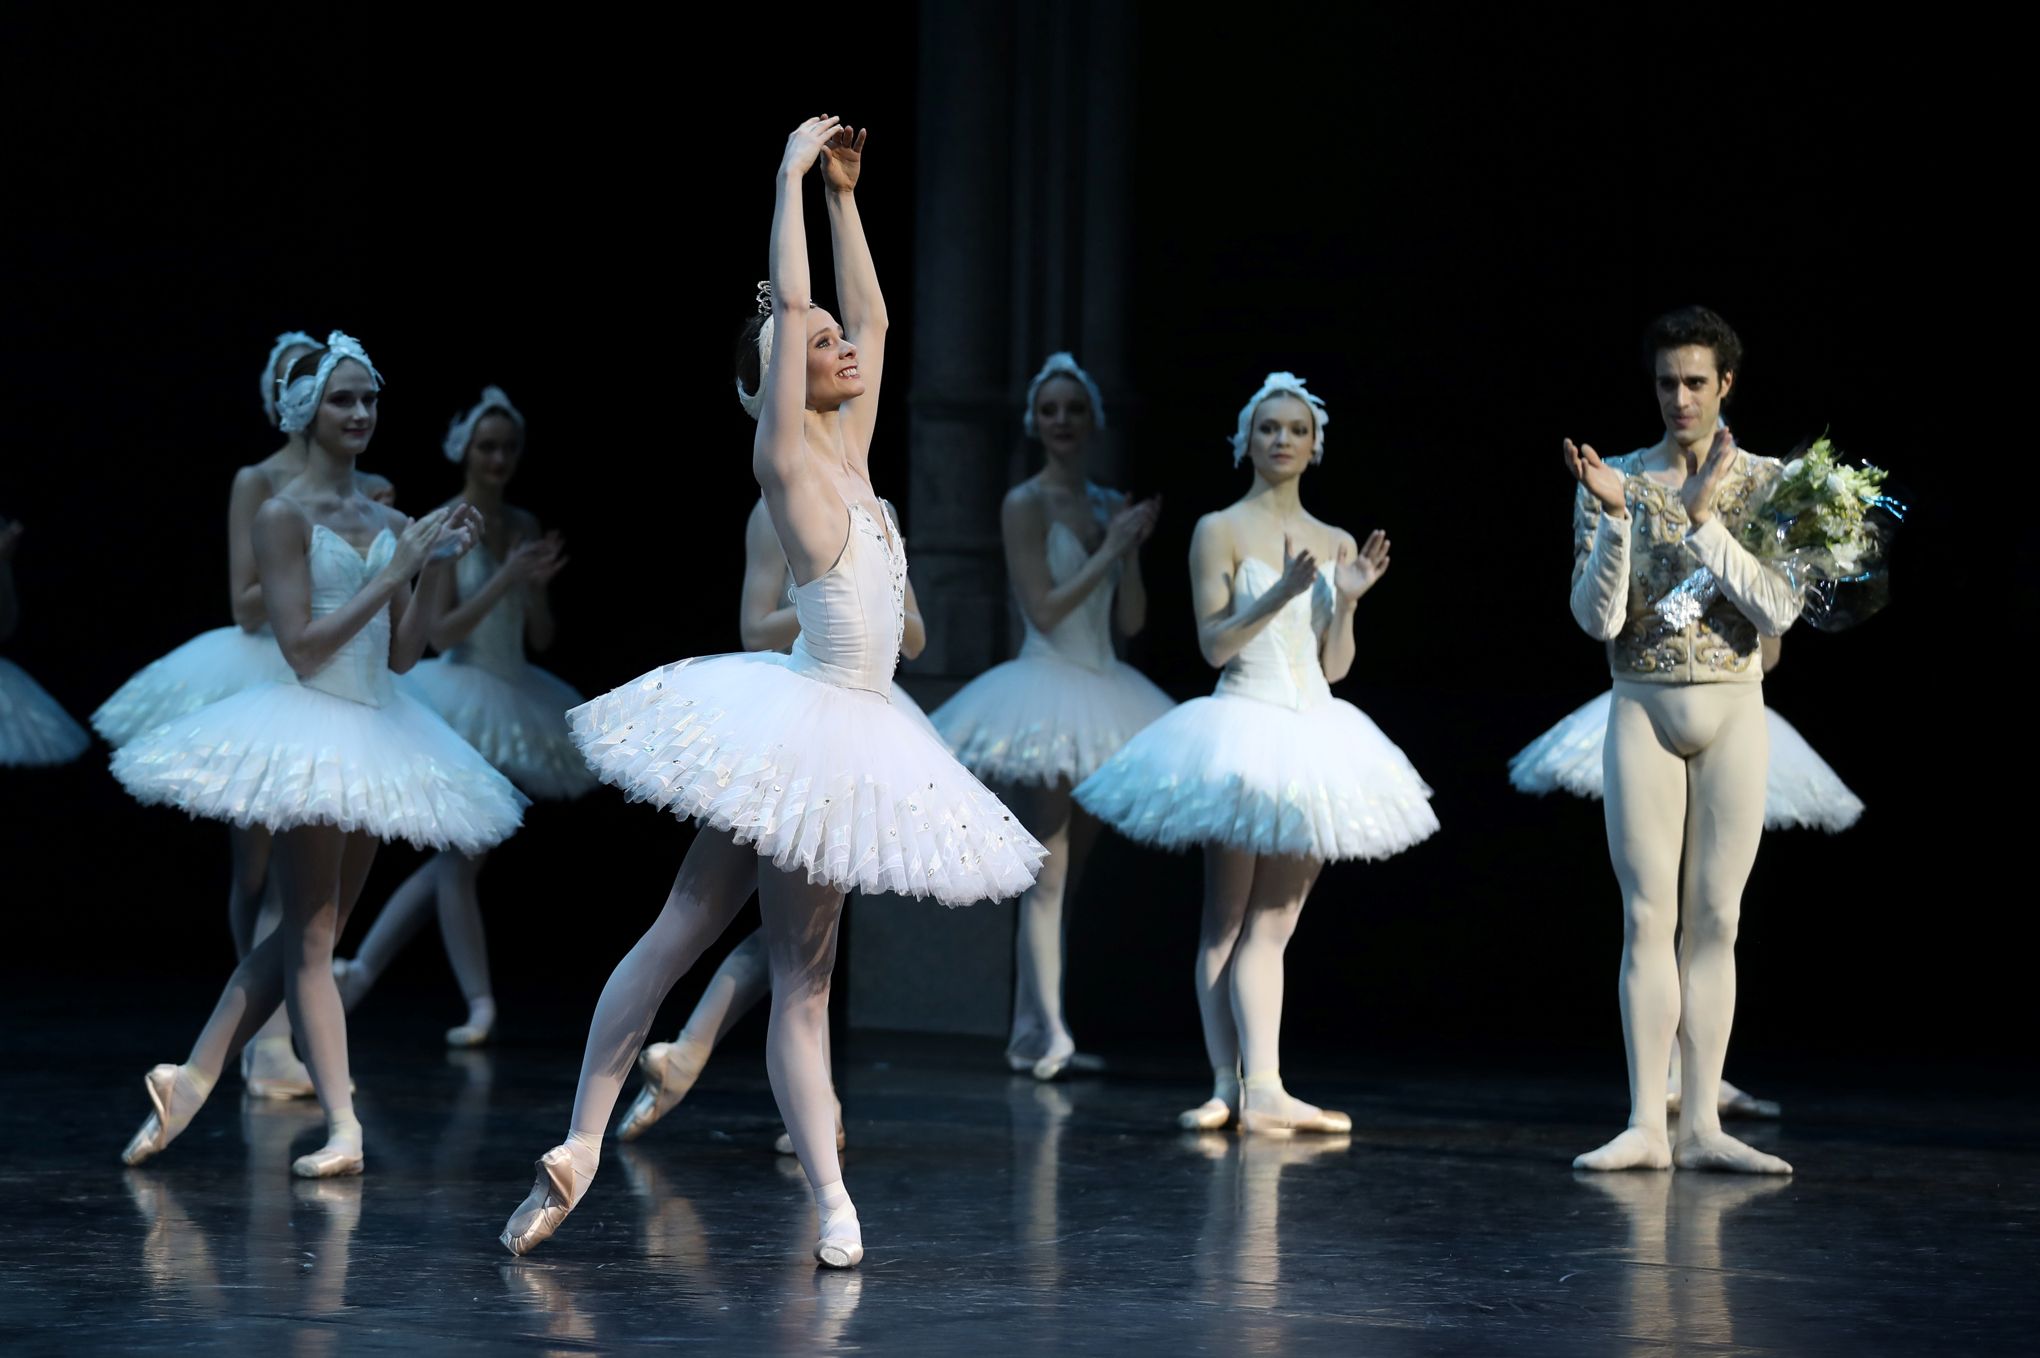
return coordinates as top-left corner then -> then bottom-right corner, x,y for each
756,115 -> 851,584
822,125 -> 887,461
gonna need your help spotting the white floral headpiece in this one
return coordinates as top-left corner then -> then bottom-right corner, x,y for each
735,280 -> 815,422
1022,352 -> 1107,437
262,330 -> 319,428
276,331 -> 383,435
443,385 -> 526,463
1230,371 -> 1328,467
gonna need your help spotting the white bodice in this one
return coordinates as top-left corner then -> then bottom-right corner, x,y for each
787,502 -> 906,698
301,524 -> 397,707
1018,512 -> 1119,671
443,543 -> 524,675
1213,557 -> 1335,711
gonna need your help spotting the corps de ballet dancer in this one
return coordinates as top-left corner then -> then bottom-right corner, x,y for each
930,352 -> 1172,1080
1512,632 -> 1862,1120
112,333 -> 526,1177
498,116 -> 1044,1268
613,488 -> 937,1153
0,511 -> 92,767
93,331 -> 397,1099
334,385 -> 587,1047
1076,372 -> 1438,1133
1563,306 -> 1800,1175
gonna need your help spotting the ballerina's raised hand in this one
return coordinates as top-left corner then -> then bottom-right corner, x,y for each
1334,530 -> 1390,605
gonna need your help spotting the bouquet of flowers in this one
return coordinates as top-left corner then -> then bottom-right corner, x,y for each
1738,434 -> 1905,630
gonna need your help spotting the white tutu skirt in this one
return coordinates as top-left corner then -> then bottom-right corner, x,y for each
569,653 -> 1046,905
1507,690 -> 1865,832
933,652 -> 1174,788
0,657 -> 91,767
1073,692 -> 1439,862
891,683 -> 942,743
111,681 -> 528,854
92,625 -> 294,748
403,657 -> 596,801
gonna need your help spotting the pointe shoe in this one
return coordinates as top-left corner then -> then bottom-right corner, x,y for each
243,1034 -> 316,1101
815,1199 -> 863,1269
1239,1103 -> 1352,1136
1718,1078 -> 1783,1120
291,1140 -> 365,1179
122,1065 -> 205,1167
615,1040 -> 709,1142
1674,1129 -> 1793,1175
1177,1098 -> 1236,1131
1238,1076 -> 1352,1136
446,998 -> 496,1049
501,1146 -> 584,1256
774,1128 -> 849,1156
1018,1037 -> 1104,1082
1572,1126 -> 1673,1172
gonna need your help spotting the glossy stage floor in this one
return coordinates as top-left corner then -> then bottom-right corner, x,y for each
5,991 -> 2033,1356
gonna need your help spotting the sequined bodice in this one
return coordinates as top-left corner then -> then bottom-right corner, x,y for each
302,525 -> 396,706
1214,557 -> 1335,711
1577,450 -> 1780,681
1019,511 -> 1119,672
444,542 -> 524,676
787,502 -> 906,697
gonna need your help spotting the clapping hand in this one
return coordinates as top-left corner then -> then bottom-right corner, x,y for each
1334,529 -> 1390,603
1680,425 -> 1739,528
1563,438 -> 1627,517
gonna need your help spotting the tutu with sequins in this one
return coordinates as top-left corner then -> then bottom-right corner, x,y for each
111,527 -> 527,853
571,502 -> 1043,905
1074,557 -> 1437,861
92,624 -> 296,748
1508,690 -> 1864,832
0,657 -> 91,766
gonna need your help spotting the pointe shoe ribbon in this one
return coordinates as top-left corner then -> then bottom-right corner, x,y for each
501,1146 -> 582,1256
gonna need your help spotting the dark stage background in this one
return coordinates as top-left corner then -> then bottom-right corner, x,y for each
1,7 -> 2017,1074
